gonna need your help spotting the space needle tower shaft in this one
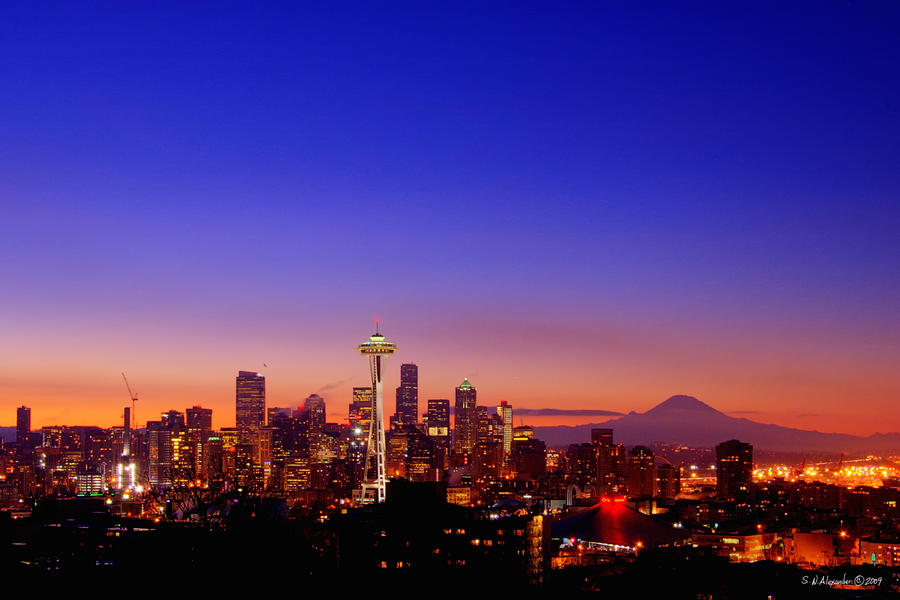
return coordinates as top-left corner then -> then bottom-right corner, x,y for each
357,319 -> 397,503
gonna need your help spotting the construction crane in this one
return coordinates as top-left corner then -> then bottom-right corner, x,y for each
121,372 -> 138,430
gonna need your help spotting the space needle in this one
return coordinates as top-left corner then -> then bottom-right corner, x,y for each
357,318 -> 397,503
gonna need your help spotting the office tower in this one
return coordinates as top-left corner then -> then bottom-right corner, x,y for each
656,464 -> 681,499
186,406 -> 213,431
716,439 -> 753,500
426,399 -> 451,470
161,409 -> 185,431
626,445 -> 656,498
186,406 -> 213,480
566,443 -> 598,488
301,394 -> 327,463
597,442 -> 626,495
357,322 -> 397,503
405,428 -> 435,482
147,420 -> 173,489
394,363 -> 418,427
497,401 -> 513,462
473,439 -> 503,486
452,379 -> 477,463
236,371 -> 265,444
591,428 -> 613,446
349,387 -> 374,434
16,406 -> 30,447
115,405 -> 137,489
512,427 -> 546,481
121,406 -> 132,456
304,394 -> 326,432
476,407 -> 503,445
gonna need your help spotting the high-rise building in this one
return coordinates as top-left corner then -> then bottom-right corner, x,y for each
497,401 -> 513,462
349,387 -> 374,434
591,428 -> 613,446
302,394 -> 327,464
304,394 -> 326,433
626,445 -> 656,498
16,406 -> 31,447
186,406 -> 213,481
426,399 -> 451,470
394,363 -> 418,427
236,371 -> 265,444
186,406 -> 213,431
566,443 -> 598,488
716,439 -> 753,500
512,427 -> 546,481
452,379 -> 477,463
656,464 -> 681,499
147,420 -> 173,489
357,322 -> 397,503
597,442 -> 626,495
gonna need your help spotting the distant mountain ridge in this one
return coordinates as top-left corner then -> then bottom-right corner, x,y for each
533,395 -> 900,453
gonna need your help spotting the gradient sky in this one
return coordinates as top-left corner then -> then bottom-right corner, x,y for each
1,2 -> 898,436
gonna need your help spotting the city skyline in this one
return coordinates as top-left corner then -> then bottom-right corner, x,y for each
2,3 -> 899,436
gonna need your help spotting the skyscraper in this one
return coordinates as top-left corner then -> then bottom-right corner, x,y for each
426,399 -> 451,470
716,439 -> 753,500
186,406 -> 213,431
497,400 -> 513,462
357,322 -> 397,503
452,378 -> 477,463
626,445 -> 656,498
349,386 -> 374,434
236,371 -> 265,444
304,394 -> 326,432
303,394 -> 327,463
394,363 -> 418,427
16,406 -> 30,447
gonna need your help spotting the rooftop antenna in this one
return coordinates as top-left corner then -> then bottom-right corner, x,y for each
375,317 -> 380,335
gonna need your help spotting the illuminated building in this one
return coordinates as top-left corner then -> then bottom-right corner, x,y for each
473,441 -> 503,485
349,387 -> 373,433
452,379 -> 477,463
75,464 -> 105,495
304,394 -> 326,432
236,371 -> 265,444
716,439 -> 753,500
284,455 -> 311,492
426,399 -> 450,470
597,443 -> 626,495
186,406 -> 212,431
16,406 -> 30,447
655,463 -> 680,498
567,443 -> 598,489
234,443 -> 256,489
497,400 -> 513,462
147,420 -> 173,489
357,322 -> 397,503
301,394 -> 327,463
626,446 -> 656,498
446,485 -> 473,506
512,428 -> 546,481
393,363 -> 418,427
591,428 -> 613,446
186,406 -> 212,480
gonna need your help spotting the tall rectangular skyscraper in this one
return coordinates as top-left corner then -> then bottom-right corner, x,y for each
496,400 -> 513,461
452,379 -> 477,463
394,363 -> 418,426
236,371 -> 265,444
16,406 -> 31,447
716,439 -> 753,500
